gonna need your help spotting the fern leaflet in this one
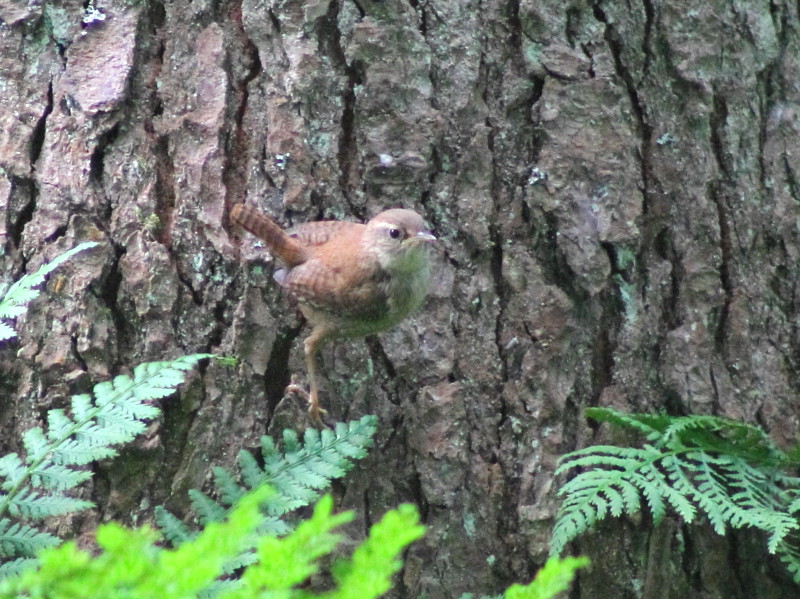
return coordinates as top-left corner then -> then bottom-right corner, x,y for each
0,354 -> 210,573
151,417 -> 376,596
551,407 -> 800,582
155,416 -> 377,544
0,242 -> 98,342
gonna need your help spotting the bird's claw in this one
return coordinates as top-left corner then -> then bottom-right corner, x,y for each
308,405 -> 330,429
284,384 -> 331,429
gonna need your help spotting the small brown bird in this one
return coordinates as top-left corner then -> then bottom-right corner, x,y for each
230,204 -> 436,426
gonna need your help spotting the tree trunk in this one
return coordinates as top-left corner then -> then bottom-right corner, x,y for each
1,0 -> 799,596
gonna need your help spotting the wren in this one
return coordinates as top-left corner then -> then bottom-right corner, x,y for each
230,203 -> 436,426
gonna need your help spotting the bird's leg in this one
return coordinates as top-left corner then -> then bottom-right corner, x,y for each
303,325 -> 333,428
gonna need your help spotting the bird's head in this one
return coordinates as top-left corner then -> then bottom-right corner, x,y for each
365,209 -> 436,273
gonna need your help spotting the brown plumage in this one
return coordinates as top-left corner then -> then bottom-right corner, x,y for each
230,203 -> 435,425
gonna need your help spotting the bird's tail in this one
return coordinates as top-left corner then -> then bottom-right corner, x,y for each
230,204 -> 308,267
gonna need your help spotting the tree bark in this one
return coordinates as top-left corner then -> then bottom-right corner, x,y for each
1,0 -> 799,596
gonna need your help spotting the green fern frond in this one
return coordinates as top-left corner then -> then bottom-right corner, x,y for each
156,415 -> 377,549
0,354 -> 210,571
788,494 -> 800,515
776,541 -> 800,583
658,454 -> 701,520
0,456 -> 26,491
0,242 -> 98,342
29,462 -> 93,491
0,521 -> 58,559
583,407 -> 667,441
551,407 -> 800,582
260,417 -> 377,517
189,490 -> 229,526
212,467 -> 247,508
0,323 -> 15,343
237,448 -> 263,490
0,557 -> 36,579
6,490 -> 93,520
153,506 -> 196,546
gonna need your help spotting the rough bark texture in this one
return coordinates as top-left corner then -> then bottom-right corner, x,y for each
1,0 -> 799,596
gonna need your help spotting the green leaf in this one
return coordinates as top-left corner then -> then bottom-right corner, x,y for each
551,408 -> 800,582
0,242 -> 99,340
0,519 -> 59,558
0,487 -> 270,599
158,415 -> 378,551
153,506 -> 197,546
0,323 -> 15,342
504,556 -> 588,599
235,494 -> 352,593
0,354 -> 209,572
328,503 -> 425,599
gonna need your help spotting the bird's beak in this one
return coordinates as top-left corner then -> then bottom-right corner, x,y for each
415,231 -> 437,243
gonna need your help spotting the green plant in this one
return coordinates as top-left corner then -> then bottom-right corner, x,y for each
458,555 -> 589,599
550,407 -> 800,581
0,242 -> 210,576
0,481 -> 586,599
0,485 -> 425,599
0,243 -> 589,599
0,353 -> 211,576
0,242 -> 98,343
155,416 -> 377,593
156,416 -> 378,542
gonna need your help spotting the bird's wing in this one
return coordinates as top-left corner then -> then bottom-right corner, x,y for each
279,257 -> 390,323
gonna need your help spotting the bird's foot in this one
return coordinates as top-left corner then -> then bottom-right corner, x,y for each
285,384 -> 331,429
307,404 -> 330,429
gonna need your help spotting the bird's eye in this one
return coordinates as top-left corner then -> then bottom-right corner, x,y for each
388,227 -> 402,239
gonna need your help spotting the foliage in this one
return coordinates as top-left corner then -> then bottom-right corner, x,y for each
324,502 -> 423,599
0,354 -> 210,576
550,407 -> 800,581
0,242 -> 98,343
458,556 -> 589,599
0,243 -> 589,599
155,416 -> 378,543
0,485 -> 426,599
504,556 -> 589,599
155,416 -> 377,591
0,236 -> 212,577
0,482 -> 585,599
